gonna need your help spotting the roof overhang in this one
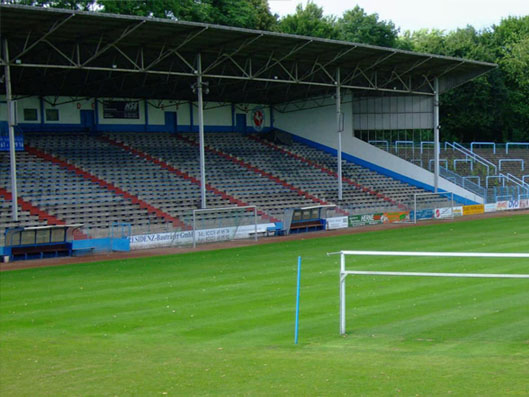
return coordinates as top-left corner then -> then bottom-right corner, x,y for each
0,4 -> 497,105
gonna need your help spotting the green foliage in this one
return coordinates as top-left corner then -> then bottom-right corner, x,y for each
276,1 -> 338,39
1,216 -> 529,395
336,6 -> 399,47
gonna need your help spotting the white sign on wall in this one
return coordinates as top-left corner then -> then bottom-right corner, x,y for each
129,223 -> 274,249
326,216 -> 348,230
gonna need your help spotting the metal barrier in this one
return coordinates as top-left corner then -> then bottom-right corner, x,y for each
395,140 -> 414,155
499,159 -> 524,171
506,142 -> 529,154
471,141 -> 496,154
420,141 -> 435,154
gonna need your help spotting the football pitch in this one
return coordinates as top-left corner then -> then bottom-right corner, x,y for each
1,215 -> 529,396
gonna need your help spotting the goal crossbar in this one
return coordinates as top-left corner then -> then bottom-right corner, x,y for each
330,250 -> 529,335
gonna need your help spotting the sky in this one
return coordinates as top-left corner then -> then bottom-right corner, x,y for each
268,0 -> 529,32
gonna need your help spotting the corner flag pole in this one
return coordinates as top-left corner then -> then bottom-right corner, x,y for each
294,256 -> 301,344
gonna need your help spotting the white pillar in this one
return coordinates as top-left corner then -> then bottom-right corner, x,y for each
339,252 -> 346,335
433,77 -> 440,193
336,68 -> 343,201
196,53 -> 207,209
3,38 -> 18,221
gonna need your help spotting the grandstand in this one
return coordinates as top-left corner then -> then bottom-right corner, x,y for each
1,4 -> 516,257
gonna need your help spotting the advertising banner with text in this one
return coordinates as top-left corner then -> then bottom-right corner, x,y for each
463,204 -> 485,216
382,212 -> 410,223
326,216 -> 349,230
348,213 -> 383,227
496,201 -> 509,211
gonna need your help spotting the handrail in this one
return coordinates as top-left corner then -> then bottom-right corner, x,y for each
439,166 -> 485,196
471,141 -> 496,154
429,158 -> 448,171
502,172 -> 529,192
420,141 -> 435,154
463,176 -> 480,186
506,142 -> 529,154
486,175 -> 505,188
454,158 -> 474,172
450,142 -> 497,175
506,173 -> 529,189
395,140 -> 414,155
499,159 -> 524,171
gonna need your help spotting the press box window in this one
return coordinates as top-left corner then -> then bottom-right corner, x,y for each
46,109 -> 59,121
23,108 -> 38,121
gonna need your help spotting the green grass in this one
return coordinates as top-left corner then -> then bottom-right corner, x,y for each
1,215 -> 529,396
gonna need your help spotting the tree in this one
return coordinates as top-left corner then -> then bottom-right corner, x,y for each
336,6 -> 399,47
277,1 -> 338,39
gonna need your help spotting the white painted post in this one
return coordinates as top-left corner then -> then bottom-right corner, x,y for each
197,53 -> 207,209
3,38 -> 18,221
336,68 -> 343,201
433,77 -> 440,193
340,251 -> 346,335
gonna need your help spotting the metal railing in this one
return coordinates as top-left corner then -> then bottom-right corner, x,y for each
506,142 -> 529,154
470,141 -> 496,154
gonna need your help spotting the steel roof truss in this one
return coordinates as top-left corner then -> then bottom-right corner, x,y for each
143,27 -> 208,72
14,14 -> 75,61
202,34 -> 263,74
253,40 -> 313,79
81,20 -> 146,67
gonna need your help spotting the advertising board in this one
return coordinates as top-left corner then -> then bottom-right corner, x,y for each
463,204 -> 485,216
348,213 -> 383,227
326,216 -> 349,230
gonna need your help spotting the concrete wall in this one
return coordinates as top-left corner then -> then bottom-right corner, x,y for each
0,96 -> 273,133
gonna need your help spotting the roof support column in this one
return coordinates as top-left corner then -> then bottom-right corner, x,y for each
433,77 -> 440,193
196,53 -> 207,209
336,67 -> 343,201
3,38 -> 18,221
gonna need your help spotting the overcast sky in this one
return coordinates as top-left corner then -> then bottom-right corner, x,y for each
269,0 -> 529,32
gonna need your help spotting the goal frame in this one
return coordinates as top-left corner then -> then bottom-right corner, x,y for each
192,205 -> 258,248
413,191 -> 454,223
331,250 -> 529,335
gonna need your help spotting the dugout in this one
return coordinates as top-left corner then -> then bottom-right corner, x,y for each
3,224 -> 81,262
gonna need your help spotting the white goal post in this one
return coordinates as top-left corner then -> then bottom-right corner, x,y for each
192,205 -> 258,248
412,191 -> 454,223
329,250 -> 529,335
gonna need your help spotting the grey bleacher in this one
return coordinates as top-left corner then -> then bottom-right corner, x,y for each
187,133 -> 450,212
26,133 -> 233,227
109,132 -> 316,219
1,144 -> 171,237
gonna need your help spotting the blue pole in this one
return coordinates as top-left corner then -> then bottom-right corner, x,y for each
294,256 -> 301,344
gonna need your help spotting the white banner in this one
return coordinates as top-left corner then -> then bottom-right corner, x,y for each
508,200 -> 520,210
326,216 -> 348,230
453,206 -> 463,217
434,207 -> 453,219
130,223 -> 274,249
496,201 -> 509,211
520,199 -> 529,209
484,203 -> 497,213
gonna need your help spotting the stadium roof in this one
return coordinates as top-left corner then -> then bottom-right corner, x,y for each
0,4 -> 497,105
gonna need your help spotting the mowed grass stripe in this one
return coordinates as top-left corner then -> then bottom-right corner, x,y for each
1,214 -> 529,396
